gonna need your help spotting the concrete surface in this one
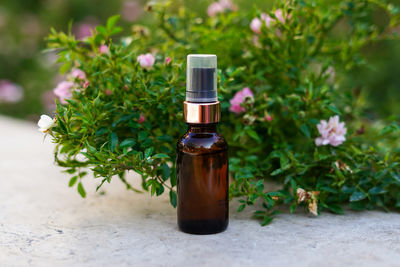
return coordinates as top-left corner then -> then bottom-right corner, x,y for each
1,115 -> 400,267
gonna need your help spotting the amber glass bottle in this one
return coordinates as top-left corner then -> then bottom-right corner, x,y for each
177,123 -> 228,234
176,54 -> 229,234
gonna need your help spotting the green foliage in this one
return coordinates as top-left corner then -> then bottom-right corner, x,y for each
45,0 -> 400,225
0,0 -> 132,119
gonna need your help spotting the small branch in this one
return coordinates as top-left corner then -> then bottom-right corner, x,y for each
158,10 -> 188,45
310,14 -> 344,58
156,175 -> 172,190
113,164 -> 173,190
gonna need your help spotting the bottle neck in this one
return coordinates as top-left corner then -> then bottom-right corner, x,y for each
187,123 -> 218,133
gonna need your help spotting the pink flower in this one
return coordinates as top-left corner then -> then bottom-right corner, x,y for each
266,114 -> 273,122
250,18 -> 262,34
315,115 -> 347,147
219,0 -> 237,11
71,68 -> 86,81
250,10 -> 288,35
274,9 -> 285,23
53,81 -> 74,104
121,1 -> 142,22
138,114 -> 145,123
207,0 -> 237,17
261,13 -> 273,27
165,57 -> 171,65
137,53 -> 155,70
250,13 -> 272,34
74,22 -> 97,39
105,89 -> 112,95
229,87 -> 254,114
99,45 -> 109,54
207,2 -> 224,17
0,80 -> 23,103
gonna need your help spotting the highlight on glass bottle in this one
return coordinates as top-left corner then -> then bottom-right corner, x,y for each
176,54 -> 229,234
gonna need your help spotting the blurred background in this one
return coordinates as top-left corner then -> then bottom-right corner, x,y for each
0,0 -> 399,122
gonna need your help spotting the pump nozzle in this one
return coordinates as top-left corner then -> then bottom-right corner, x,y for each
186,54 -> 217,103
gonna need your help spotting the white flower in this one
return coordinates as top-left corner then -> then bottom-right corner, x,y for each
38,115 -> 56,133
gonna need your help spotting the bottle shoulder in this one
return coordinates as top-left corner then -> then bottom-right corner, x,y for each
177,131 -> 228,155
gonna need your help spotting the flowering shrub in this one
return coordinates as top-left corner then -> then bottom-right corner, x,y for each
43,0 -> 400,225
0,0 -> 143,119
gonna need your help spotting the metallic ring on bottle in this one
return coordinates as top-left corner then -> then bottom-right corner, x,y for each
183,101 -> 220,124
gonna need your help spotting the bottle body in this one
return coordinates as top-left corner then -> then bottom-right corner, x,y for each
176,124 -> 228,234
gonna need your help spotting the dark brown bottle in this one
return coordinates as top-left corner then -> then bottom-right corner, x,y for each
176,54 -> 229,234
177,123 -> 228,234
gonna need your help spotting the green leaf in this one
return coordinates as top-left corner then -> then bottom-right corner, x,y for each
267,191 -> 287,197
270,168 -> 284,176
96,178 -> 107,192
86,142 -> 97,154
237,204 -> 246,212
170,170 -> 177,187
235,172 -> 253,179
341,185 -> 355,194
144,147 -> 154,158
280,154 -> 290,170
157,135 -> 173,142
156,185 -> 164,196
120,138 -> 136,148
95,127 -> 108,136
300,123 -> 311,138
349,201 -> 367,211
138,131 -> 148,141
69,176 -> 78,187
64,168 -> 76,174
350,191 -> 367,202
109,132 -> 118,152
321,186 -> 338,193
107,15 -> 121,30
169,190 -> 177,208
368,187 -> 387,195
247,129 -> 261,143
57,117 -> 68,134
96,25 -> 107,36
59,62 -> 71,74
161,163 -> 170,181
77,182 -> 86,198
261,216 -> 274,226
379,124 -> 399,136
327,105 -> 342,115
109,27 -> 123,35
289,202 -> 297,213
153,153 -> 169,159
150,181 -> 156,196
327,204 -> 344,214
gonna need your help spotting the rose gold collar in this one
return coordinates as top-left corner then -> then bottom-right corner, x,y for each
183,101 -> 220,124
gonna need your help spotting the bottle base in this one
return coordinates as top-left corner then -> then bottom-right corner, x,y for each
178,219 -> 228,235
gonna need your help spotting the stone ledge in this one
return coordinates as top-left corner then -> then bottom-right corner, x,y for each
1,115 -> 399,267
